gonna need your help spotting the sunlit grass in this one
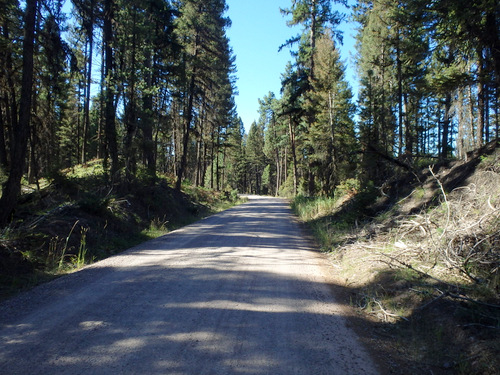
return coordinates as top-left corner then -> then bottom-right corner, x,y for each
1,161 -> 246,300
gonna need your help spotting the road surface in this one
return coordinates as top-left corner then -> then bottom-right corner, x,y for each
0,196 -> 378,374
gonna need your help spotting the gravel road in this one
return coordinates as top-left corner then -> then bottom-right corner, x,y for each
0,196 -> 379,375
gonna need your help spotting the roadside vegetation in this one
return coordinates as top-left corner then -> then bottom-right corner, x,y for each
292,143 -> 500,375
0,159 -> 243,300
1,0 -> 499,371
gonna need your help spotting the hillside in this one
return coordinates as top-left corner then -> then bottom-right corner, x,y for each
0,160 -> 240,300
293,141 -> 500,374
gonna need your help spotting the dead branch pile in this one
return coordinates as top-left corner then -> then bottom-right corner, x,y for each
392,167 -> 500,288
335,152 -> 500,293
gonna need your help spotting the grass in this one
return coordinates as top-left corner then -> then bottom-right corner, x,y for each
0,160 -> 244,300
290,195 -> 355,251
291,162 -> 500,374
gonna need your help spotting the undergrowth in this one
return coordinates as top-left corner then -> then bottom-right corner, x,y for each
292,144 -> 500,375
0,159 -> 243,300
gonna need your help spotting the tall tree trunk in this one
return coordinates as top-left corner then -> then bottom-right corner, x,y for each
216,128 -> 221,191
97,45 -> 105,159
142,48 -> 155,178
103,0 -> 119,179
195,136 -> 202,186
221,144 -> 226,190
275,150 -> 280,196
477,50 -> 485,148
485,82 -> 490,143
328,90 -> 337,173
288,115 -> 298,196
272,113 -> 280,196
194,100 -> 206,187
484,11 -> 500,94
176,68 -> 196,191
124,7 -> 138,184
469,84 -> 476,142
3,22 -> 18,152
404,93 -> 413,157
82,2 -> 94,164
495,93 -> 499,140
396,30 -> 403,157
0,0 -> 37,225
441,93 -> 451,159
28,90 -> 39,186
201,142 -> 207,188
210,130 -> 215,190
0,106 -> 7,168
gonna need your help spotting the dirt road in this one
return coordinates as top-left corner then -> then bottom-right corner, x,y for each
0,196 -> 378,374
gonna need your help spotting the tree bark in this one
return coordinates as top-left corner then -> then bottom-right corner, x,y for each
142,48 -> 156,178
0,0 -> 37,225
175,68 -> 196,191
82,0 -> 94,164
0,106 -> 7,168
477,50 -> 485,148
124,7 -> 138,184
396,29 -> 403,157
103,0 -> 119,179
288,115 -> 298,196
441,93 -> 451,159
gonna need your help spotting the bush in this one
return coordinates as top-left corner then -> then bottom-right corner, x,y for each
278,173 -> 297,197
334,178 -> 361,198
78,194 -> 110,216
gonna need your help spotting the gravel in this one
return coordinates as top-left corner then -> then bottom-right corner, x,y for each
0,196 -> 379,375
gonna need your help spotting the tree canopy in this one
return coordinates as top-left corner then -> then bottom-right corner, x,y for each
0,0 -> 499,224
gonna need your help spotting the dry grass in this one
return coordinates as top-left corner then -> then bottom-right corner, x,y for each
0,161 -> 242,300
294,146 -> 500,374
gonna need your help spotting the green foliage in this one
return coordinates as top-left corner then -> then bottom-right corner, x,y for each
478,150 -> 500,173
334,178 -> 361,198
291,193 -> 356,251
73,227 -> 89,268
245,121 -> 267,194
1,161 -> 245,299
261,164 -> 271,193
291,195 -> 337,221
278,173 -> 297,198
57,221 -> 79,270
78,194 -> 110,216
142,217 -> 170,239
0,166 -> 6,193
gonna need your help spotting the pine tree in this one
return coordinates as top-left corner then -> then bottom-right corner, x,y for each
0,0 -> 37,225
308,30 -> 357,195
246,121 -> 267,194
173,0 -> 234,190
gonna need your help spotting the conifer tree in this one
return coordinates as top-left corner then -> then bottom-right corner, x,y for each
246,121 -> 267,194
173,0 -> 232,190
0,0 -> 37,225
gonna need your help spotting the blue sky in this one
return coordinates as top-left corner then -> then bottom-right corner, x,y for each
225,0 -> 359,132
62,0 -> 357,133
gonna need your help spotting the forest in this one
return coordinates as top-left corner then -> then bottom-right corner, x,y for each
1,1 -> 499,371
0,0 -> 499,224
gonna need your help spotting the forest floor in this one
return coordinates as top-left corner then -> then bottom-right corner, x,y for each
293,140 -> 500,374
0,196 -> 379,375
2,146 -> 499,374
0,161 -> 242,300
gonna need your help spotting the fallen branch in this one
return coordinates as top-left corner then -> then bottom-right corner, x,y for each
416,287 -> 500,311
415,291 -> 447,310
429,165 -> 450,239
461,323 -> 499,330
446,292 -> 500,309
377,251 -> 460,290
359,293 -> 409,322
371,298 -> 409,322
